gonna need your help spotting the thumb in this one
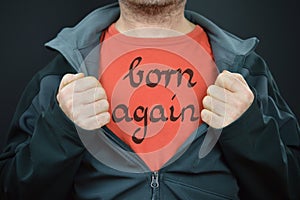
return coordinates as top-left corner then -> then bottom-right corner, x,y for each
58,73 -> 85,91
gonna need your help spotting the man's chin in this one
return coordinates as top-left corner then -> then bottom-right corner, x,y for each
120,0 -> 186,16
120,0 -> 184,7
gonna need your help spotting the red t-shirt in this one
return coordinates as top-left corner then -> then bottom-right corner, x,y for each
99,24 -> 218,171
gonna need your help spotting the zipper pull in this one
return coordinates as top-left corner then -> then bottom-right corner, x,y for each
151,172 -> 159,188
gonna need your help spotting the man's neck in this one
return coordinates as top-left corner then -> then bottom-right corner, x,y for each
116,0 -> 195,38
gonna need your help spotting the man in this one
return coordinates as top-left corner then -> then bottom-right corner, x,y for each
0,0 -> 299,199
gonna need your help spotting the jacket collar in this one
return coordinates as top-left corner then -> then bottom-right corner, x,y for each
45,2 -> 259,73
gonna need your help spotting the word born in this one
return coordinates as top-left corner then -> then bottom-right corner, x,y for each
123,56 -> 197,88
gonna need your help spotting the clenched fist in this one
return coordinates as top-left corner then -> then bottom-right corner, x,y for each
56,73 -> 110,130
201,70 -> 254,129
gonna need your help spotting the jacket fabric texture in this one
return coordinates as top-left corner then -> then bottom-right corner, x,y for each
1,3 -> 300,200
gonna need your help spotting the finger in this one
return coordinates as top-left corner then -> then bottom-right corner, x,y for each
59,73 -> 84,91
202,95 -> 228,117
96,112 -> 111,127
207,85 -> 233,103
201,109 -> 225,129
73,76 -> 101,92
59,76 -> 101,99
73,87 -> 107,105
73,99 -> 109,120
215,71 -> 245,92
77,112 -> 110,130
94,99 -> 110,115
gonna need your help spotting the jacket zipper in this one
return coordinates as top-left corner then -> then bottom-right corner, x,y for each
148,124 -> 208,200
151,171 -> 159,200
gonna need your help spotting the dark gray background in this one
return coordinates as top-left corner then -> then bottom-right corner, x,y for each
0,0 -> 299,150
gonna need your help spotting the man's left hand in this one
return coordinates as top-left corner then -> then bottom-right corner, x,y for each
201,70 -> 254,129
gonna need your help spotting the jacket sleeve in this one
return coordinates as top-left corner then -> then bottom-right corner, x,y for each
0,55 -> 85,200
218,53 -> 300,200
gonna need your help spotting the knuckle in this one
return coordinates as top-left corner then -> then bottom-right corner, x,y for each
101,100 -> 110,111
221,72 -> 230,80
222,119 -> 231,128
219,74 -> 230,88
104,112 -> 111,119
245,90 -> 254,100
97,112 -> 110,127
87,76 -> 99,85
65,100 -> 73,111
62,73 -> 72,80
201,109 -> 210,123
57,89 -> 64,98
202,96 -> 210,104
87,75 -> 97,81
216,73 -> 225,84
237,93 -> 252,109
235,73 -> 243,79
207,85 -> 214,94
76,118 -> 94,130
214,119 -> 223,129
96,87 -> 107,99
99,86 -> 106,94
230,113 -> 240,123
72,111 -> 80,121
56,93 -> 61,103
202,96 -> 210,105
96,86 -> 105,94
218,72 -> 226,79
229,79 -> 236,88
201,109 -> 207,119
228,110 -> 238,119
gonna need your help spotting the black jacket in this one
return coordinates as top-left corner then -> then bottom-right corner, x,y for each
1,3 -> 299,200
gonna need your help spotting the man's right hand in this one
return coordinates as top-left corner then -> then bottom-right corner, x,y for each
56,73 -> 110,130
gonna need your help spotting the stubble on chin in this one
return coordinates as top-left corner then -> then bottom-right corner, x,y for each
119,0 -> 186,16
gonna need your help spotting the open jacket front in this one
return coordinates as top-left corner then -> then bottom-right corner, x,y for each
1,3 -> 299,200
